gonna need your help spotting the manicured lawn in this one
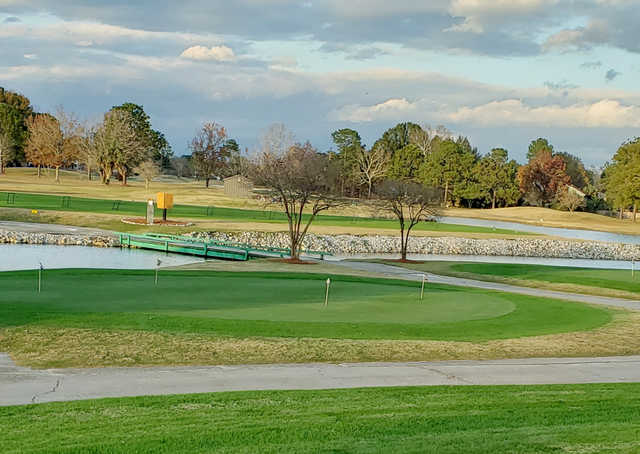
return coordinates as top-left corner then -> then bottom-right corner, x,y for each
3,384 -> 640,453
0,270 -> 610,342
0,191 -> 527,235
386,260 -> 640,299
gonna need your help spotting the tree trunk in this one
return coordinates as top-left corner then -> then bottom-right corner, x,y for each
367,181 -> 372,199
122,172 -> 127,186
145,179 -> 150,190
634,202 -> 637,223
55,166 -> 60,183
37,165 -> 41,177
205,177 -> 210,188
619,207 -> 623,220
492,192 -> 496,209
443,181 -> 449,207
87,166 -> 92,181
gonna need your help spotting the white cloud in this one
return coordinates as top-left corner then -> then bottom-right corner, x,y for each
447,0 -> 558,33
329,98 -> 417,122
448,99 -> 640,128
180,45 -> 236,62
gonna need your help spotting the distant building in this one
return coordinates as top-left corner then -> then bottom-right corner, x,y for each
224,175 -> 254,198
567,185 -> 586,198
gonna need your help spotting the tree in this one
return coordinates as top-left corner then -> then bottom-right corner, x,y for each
527,138 -> 554,161
92,110 -> 147,185
517,149 -> 570,206
0,87 -> 33,164
373,122 -> 422,156
474,148 -> 520,209
252,131 -> 338,261
331,128 -> 363,196
605,138 -> 640,221
376,180 -> 440,261
420,139 -> 476,206
189,122 -> 231,188
556,151 -> 592,190
387,143 -> 422,180
25,109 -> 81,182
355,144 -> 389,198
134,160 -> 161,190
0,127 -> 15,174
557,187 -> 586,213
111,103 -> 173,168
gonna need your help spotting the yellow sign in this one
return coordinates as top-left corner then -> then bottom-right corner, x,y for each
31,209 -> 38,214
156,192 -> 174,210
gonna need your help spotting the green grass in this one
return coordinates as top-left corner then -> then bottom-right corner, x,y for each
385,261 -> 640,299
0,191 -> 528,235
3,384 -> 640,453
0,270 -> 610,342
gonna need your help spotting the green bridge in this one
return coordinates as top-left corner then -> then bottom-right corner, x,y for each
118,233 -> 331,261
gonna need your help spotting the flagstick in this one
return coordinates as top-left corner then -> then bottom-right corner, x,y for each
155,258 -> 162,285
420,274 -> 426,301
38,267 -> 41,293
155,268 -> 158,285
324,278 -> 331,307
633,260 -> 635,279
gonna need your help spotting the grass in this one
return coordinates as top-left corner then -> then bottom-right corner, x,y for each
384,261 -> 640,300
0,270 -> 610,342
3,384 -> 640,453
0,190 -> 528,236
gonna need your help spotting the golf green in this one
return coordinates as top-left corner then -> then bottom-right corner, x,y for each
0,270 -> 611,341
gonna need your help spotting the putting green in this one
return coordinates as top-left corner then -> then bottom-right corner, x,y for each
0,270 -> 611,341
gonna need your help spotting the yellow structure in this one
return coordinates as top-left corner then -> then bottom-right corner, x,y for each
156,192 -> 174,210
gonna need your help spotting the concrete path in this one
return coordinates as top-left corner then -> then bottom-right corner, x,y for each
0,220 -> 116,237
330,260 -> 640,311
2,353 -> 640,406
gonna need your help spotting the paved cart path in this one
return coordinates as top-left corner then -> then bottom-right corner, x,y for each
0,220 -> 116,237
329,260 -> 640,311
2,354 -> 640,406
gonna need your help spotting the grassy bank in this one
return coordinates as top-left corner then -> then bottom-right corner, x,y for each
4,384 -> 640,453
385,261 -> 640,300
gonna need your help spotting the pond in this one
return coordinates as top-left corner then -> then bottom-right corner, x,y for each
439,216 -> 640,245
0,244 -> 204,272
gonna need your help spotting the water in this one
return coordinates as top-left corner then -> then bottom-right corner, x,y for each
328,253 -> 637,270
440,216 -> 640,245
0,244 -> 204,272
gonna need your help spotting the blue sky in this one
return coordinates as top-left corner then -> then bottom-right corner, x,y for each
1,0 -> 639,165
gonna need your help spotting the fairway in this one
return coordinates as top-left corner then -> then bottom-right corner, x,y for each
0,190 -> 527,236
0,270 -> 609,342
387,260 -> 640,299
3,384 -> 640,453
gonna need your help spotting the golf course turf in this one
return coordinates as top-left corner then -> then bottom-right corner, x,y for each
3,384 -> 640,453
0,191 -> 527,235
386,260 -> 640,299
0,270 -> 610,342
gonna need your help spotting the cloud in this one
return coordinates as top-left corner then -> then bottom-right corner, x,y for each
2,15 -> 20,23
329,98 -> 417,122
544,80 -> 578,91
448,99 -> 640,128
180,45 -> 236,62
605,68 -> 621,82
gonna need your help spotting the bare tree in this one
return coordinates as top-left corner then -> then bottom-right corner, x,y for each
410,124 -> 453,155
557,186 -> 586,213
25,110 -> 80,182
190,122 -> 230,188
356,144 -> 389,198
0,128 -> 15,175
252,138 -> 339,261
135,160 -> 161,189
376,180 -> 440,261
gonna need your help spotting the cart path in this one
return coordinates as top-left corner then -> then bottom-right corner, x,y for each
0,220 -> 116,237
2,353 -> 640,406
330,260 -> 640,311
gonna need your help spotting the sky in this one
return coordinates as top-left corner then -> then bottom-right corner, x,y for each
1,0 -> 639,165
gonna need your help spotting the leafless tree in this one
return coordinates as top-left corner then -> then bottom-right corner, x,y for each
410,124 -> 453,155
190,122 -> 230,188
376,180 -> 441,261
25,109 -> 80,182
135,159 -> 161,190
557,186 -> 586,213
252,138 -> 339,260
0,128 -> 15,175
356,144 -> 389,198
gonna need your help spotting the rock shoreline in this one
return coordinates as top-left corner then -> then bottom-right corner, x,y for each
189,231 -> 640,261
2,229 -> 640,261
0,231 -> 118,248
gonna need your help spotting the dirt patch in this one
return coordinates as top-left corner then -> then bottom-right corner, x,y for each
271,258 -> 317,265
121,217 -> 194,227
